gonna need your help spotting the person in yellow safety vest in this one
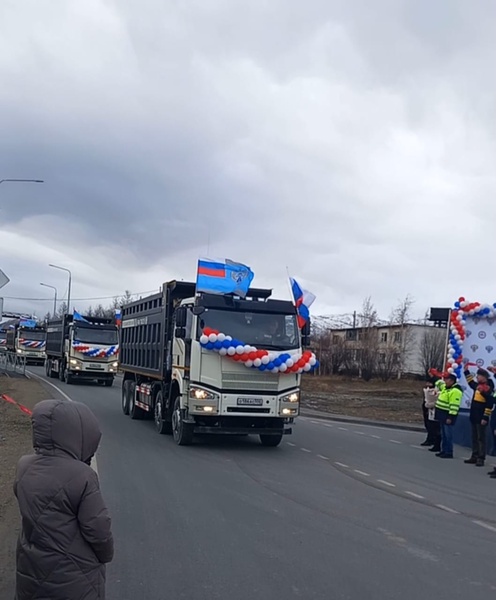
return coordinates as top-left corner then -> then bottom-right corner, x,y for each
434,373 -> 463,459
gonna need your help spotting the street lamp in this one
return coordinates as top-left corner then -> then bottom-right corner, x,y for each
40,283 -> 57,317
0,179 -> 44,184
49,264 -> 72,315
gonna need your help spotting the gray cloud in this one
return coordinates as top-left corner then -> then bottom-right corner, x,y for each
1,0 -> 495,319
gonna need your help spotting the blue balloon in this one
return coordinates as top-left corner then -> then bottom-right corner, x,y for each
222,340 -> 231,349
267,362 -> 274,370
206,342 -> 214,350
274,358 -> 282,367
259,364 -> 266,371
454,302 -> 460,308
214,341 -> 222,350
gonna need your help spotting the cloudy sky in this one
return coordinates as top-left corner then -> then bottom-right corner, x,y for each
1,0 -> 495,320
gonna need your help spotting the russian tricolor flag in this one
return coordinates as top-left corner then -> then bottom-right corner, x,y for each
290,277 -> 316,329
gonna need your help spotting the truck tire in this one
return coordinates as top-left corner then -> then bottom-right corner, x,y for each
129,383 -> 145,420
154,391 -> 172,435
65,369 -> 73,385
259,433 -> 283,447
172,396 -> 194,446
121,381 -> 131,415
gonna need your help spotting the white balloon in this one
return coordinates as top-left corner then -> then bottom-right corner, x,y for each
469,309 -> 475,316
244,345 -> 251,353
225,335 -> 232,341
303,363 -> 312,372
245,360 -> 253,368
297,368 -> 304,374
279,363 -> 288,372
309,356 -> 317,366
219,348 -> 227,356
208,333 -> 217,343
286,359 -> 294,368
253,358 -> 262,367
261,355 -> 270,365
217,333 -> 226,342
227,347 -> 236,356
236,345 -> 244,355
200,335 -> 209,345
271,367 -> 279,373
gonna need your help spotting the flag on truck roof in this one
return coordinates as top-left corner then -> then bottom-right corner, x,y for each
19,319 -> 37,328
73,310 -> 90,323
196,258 -> 254,299
290,277 -> 316,328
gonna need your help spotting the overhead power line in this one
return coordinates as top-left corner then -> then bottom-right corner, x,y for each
2,289 -> 158,302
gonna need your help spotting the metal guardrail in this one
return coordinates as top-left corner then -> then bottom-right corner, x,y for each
0,351 -> 26,375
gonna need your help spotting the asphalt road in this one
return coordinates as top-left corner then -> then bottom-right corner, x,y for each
29,367 -> 496,600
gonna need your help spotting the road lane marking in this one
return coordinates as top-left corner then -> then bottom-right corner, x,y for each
335,462 -> 349,468
473,520 -> 496,533
389,440 -> 402,444
354,431 -> 365,435
338,427 -> 348,431
405,491 -> 425,500
310,421 -> 321,425
371,435 -> 381,439
410,445 -> 423,450
27,370 -> 99,475
317,455 -> 329,460
436,504 -> 460,515
301,448 -> 311,453
286,442 -> 296,447
324,423 -> 334,428
377,479 -> 396,487
354,470 -> 370,477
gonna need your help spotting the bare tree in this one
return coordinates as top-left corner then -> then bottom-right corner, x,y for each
57,302 -> 68,318
419,327 -> 446,376
389,294 -> 415,377
357,296 -> 379,381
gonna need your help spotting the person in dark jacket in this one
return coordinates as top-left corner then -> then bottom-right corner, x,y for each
14,399 -> 114,600
463,368 -> 495,467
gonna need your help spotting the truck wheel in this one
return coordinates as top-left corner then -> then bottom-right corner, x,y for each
121,381 -> 131,415
129,383 -> 144,420
259,434 -> 283,447
154,391 -> 172,435
172,396 -> 194,446
65,369 -> 73,385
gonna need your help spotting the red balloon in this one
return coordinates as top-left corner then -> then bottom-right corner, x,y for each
459,297 -> 465,303
249,352 -> 257,361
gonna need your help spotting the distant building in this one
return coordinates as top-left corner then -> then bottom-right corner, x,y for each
327,323 -> 446,377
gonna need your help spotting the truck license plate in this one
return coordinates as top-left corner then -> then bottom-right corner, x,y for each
237,397 -> 263,406
89,364 -> 103,369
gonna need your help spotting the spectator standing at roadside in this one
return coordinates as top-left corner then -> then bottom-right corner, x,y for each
14,399 -> 113,600
434,373 -> 463,459
421,378 -> 441,452
463,367 -> 494,467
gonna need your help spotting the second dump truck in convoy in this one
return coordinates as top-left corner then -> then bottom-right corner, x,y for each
6,321 -> 46,365
45,314 -> 119,386
119,280 -> 313,446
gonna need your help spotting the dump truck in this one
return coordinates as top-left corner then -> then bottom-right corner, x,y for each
45,314 -> 119,385
6,321 -> 46,365
119,280 -> 313,446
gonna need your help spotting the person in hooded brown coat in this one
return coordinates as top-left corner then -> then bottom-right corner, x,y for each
14,398 -> 114,600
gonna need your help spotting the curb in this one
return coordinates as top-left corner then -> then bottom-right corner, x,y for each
300,410 -> 424,433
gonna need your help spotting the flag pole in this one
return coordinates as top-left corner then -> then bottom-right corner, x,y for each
286,266 -> 296,305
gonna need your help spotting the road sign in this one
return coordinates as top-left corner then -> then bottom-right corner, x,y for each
0,269 -> 9,290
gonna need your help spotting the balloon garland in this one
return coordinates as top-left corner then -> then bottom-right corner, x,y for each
445,297 -> 496,378
199,327 -> 319,374
72,341 -> 119,358
19,339 -> 46,349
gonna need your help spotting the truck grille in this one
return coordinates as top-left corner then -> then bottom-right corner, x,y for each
221,371 -> 279,392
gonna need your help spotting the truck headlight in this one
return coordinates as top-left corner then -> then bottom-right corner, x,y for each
70,358 -> 78,365
17,349 -> 23,354
281,391 -> 299,403
190,387 -> 216,400
112,361 -> 118,368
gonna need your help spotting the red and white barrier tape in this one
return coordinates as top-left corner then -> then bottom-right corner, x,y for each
0,393 -> 33,416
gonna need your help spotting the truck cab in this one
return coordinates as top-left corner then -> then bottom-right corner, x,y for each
8,324 -> 46,365
46,315 -> 119,386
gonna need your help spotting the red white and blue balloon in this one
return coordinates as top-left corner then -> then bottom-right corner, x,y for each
19,338 -> 46,349
199,328 -> 319,374
72,341 -> 119,358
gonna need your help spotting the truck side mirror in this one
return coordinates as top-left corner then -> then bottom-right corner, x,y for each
175,307 -> 187,328
175,327 -> 186,339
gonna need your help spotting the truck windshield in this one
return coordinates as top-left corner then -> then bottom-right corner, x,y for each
74,328 -> 118,345
198,309 -> 299,350
19,330 -> 45,341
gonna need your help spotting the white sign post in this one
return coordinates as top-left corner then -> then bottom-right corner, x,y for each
0,269 -> 10,320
